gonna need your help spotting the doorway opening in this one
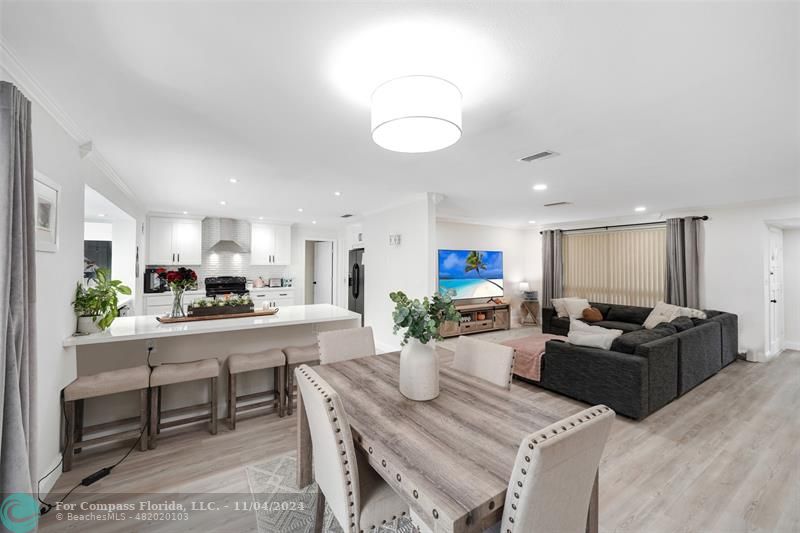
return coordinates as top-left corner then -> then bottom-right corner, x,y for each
84,186 -> 137,315
305,240 -> 335,305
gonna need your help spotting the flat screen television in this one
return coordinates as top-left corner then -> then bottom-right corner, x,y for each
437,249 -> 504,300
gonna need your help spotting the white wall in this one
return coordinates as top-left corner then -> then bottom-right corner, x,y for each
2,74 -> 147,493
436,221 -> 542,323
110,217 -> 137,300
783,228 -> 800,350
84,221 -> 112,241
362,195 -> 437,351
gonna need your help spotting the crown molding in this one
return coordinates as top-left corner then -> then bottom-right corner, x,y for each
0,38 -> 137,201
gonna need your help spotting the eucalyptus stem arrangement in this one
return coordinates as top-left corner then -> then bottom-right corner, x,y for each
389,291 -> 460,345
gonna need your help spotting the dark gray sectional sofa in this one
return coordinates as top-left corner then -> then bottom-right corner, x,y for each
538,302 -> 738,419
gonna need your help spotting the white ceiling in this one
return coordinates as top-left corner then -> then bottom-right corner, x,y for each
84,185 -> 133,223
2,1 -> 798,227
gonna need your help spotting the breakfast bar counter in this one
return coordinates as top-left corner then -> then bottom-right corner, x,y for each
63,304 -> 361,427
63,304 -> 361,346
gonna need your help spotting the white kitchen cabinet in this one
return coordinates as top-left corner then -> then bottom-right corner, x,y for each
250,288 -> 295,308
147,216 -> 203,265
251,223 -> 291,265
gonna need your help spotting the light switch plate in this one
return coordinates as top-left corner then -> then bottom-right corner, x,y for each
389,234 -> 402,246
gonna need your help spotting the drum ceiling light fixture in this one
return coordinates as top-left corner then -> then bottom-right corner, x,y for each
371,75 -> 462,153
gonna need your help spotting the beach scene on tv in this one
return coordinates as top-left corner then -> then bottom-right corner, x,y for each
438,249 -> 504,299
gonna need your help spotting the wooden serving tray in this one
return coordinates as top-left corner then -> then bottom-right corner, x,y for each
156,308 -> 279,323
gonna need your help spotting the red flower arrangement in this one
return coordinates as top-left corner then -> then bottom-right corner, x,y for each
158,267 -> 198,291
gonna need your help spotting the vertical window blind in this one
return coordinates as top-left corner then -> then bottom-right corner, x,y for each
562,226 -> 666,306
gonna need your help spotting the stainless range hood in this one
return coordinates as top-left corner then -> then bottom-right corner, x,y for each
203,217 -> 250,253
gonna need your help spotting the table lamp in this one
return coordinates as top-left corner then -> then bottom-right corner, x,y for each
518,281 -> 530,293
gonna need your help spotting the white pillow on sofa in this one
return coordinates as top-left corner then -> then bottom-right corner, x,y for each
643,301 -> 682,330
551,298 -> 569,318
568,320 -> 623,350
564,298 -> 591,320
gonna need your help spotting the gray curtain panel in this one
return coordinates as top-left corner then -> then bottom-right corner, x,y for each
665,217 -> 701,308
541,229 -> 563,308
0,81 -> 38,501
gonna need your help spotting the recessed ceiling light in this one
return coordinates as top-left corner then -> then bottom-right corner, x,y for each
258,216 -> 264,220
533,184 -> 548,191
297,208 -> 304,212
97,213 -> 106,217
228,178 -> 238,184
528,220 -> 536,224
334,191 -> 341,196
635,206 -> 646,212
220,200 -> 227,206
182,211 -> 188,215
312,220 -> 317,225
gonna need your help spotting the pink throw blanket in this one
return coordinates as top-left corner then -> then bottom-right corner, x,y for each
502,334 -> 567,382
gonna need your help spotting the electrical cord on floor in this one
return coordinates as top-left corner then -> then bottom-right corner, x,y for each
38,346 -> 155,516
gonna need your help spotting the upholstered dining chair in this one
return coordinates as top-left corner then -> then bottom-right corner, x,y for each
295,364 -> 409,533
452,336 -> 516,389
493,405 -> 614,533
318,326 -> 376,364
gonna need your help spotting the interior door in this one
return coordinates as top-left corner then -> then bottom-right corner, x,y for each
768,228 -> 784,356
313,241 -> 333,304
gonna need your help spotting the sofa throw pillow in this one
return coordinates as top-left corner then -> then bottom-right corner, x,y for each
643,301 -> 682,330
551,298 -> 569,318
679,306 -> 707,320
582,307 -> 603,322
564,298 -> 591,320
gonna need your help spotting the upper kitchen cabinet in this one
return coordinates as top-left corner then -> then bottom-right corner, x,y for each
147,216 -> 203,265
251,223 -> 291,265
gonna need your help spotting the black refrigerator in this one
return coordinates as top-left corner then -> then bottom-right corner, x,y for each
348,248 -> 364,326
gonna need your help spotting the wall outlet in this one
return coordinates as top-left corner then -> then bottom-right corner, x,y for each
146,339 -> 157,353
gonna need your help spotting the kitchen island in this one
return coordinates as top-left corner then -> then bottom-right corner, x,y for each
63,304 -> 361,427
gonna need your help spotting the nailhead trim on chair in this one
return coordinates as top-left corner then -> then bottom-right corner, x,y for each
503,405 -> 611,533
508,350 -> 516,387
298,365 -> 410,532
298,366 -> 360,532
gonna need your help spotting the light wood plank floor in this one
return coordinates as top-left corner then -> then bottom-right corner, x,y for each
42,340 -> 800,532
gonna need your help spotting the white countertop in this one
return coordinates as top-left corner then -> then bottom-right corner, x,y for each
64,304 -> 360,347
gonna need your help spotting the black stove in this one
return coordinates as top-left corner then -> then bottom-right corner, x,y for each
205,276 -> 248,297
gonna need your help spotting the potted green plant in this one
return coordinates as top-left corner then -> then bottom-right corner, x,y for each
390,290 -> 460,401
73,268 -> 132,334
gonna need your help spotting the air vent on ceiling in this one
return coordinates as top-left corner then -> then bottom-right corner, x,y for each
518,150 -> 559,163
340,214 -> 354,218
543,201 -> 572,207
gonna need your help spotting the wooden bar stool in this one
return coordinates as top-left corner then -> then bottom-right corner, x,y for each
283,344 -> 320,415
149,358 -> 220,449
62,365 -> 150,472
227,349 -> 286,430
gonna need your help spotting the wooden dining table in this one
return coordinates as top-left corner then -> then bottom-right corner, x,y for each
296,349 -> 599,533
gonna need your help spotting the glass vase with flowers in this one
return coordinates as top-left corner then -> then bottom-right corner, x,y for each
158,267 -> 198,318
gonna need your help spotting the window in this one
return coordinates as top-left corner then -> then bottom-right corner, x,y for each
562,226 -> 666,306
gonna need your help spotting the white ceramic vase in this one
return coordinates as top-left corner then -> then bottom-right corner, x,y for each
77,315 -> 102,335
399,338 -> 440,401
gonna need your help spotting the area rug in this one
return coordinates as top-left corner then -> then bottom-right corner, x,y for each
246,453 -> 417,533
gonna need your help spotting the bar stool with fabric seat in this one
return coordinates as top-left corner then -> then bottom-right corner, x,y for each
149,358 -> 220,449
227,349 -> 286,430
61,365 -> 150,472
282,344 -> 320,415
